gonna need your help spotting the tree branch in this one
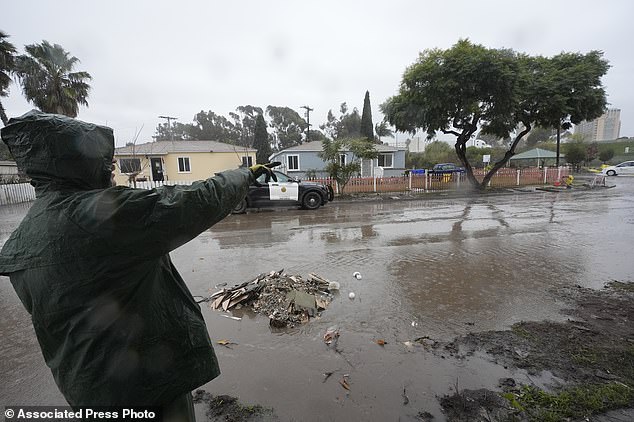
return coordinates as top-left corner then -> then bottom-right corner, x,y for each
480,122 -> 532,188
442,129 -> 462,137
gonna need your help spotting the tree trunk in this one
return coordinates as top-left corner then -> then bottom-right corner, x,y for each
454,139 -> 480,190
0,101 -> 8,126
480,124 -> 532,189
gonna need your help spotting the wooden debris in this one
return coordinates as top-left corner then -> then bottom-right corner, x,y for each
206,270 -> 338,328
339,374 -> 351,391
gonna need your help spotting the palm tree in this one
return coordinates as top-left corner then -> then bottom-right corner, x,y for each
0,30 -> 17,126
15,40 -> 91,117
374,122 -> 394,144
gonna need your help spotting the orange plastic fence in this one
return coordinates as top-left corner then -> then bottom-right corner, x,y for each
311,167 -> 569,195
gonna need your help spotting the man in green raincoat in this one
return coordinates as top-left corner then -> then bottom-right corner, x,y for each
0,111 -> 278,420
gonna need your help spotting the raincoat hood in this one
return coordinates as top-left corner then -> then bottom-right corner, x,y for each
1,110 -> 114,193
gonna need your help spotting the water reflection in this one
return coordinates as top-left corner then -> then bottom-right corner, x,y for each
210,215 -> 301,249
387,200 -> 588,337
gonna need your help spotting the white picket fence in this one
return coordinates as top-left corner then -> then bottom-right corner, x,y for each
0,183 -> 36,205
0,180 -> 197,206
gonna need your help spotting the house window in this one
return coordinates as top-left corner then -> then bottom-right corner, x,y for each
119,158 -> 141,173
287,155 -> 299,171
339,153 -> 347,166
178,157 -> 191,173
242,156 -> 253,167
378,153 -> 393,168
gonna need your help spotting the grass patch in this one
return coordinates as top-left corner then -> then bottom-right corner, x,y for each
503,383 -> 634,422
571,347 -> 599,366
511,323 -> 535,340
607,280 -> 634,292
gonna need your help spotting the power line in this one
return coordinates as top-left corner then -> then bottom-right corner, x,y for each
158,115 -> 178,141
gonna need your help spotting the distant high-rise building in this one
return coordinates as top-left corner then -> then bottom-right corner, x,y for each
574,109 -> 621,142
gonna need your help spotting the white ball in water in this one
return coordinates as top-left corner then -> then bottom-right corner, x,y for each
348,292 -> 356,300
353,272 -> 362,280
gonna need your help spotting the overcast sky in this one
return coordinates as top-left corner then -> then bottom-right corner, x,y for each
3,0 -> 633,147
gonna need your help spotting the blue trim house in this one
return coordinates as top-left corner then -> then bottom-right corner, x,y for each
269,141 -> 407,179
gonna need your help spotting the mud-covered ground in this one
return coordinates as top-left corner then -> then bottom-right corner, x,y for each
438,281 -> 634,421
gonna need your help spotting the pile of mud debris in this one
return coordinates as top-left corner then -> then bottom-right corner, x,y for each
203,270 -> 339,327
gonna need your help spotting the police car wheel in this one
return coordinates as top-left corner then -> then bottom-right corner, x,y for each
302,192 -> 321,210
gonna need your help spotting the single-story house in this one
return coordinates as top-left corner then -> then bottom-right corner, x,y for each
113,140 -> 256,185
509,148 -> 565,167
269,141 -> 407,179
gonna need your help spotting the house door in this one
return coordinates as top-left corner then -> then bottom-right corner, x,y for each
150,158 -> 164,181
361,158 -> 373,177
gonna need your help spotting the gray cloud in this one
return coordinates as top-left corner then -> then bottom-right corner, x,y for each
3,0 -> 633,146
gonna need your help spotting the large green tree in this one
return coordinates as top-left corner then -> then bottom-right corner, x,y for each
189,110 -> 241,142
0,30 -> 17,126
253,113 -> 271,163
360,91 -> 374,141
320,102 -> 361,140
381,39 -> 609,190
15,41 -> 92,117
266,106 -> 305,150
307,129 -> 328,142
230,105 -> 264,148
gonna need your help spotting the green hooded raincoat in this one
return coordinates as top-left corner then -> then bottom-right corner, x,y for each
0,111 -> 253,406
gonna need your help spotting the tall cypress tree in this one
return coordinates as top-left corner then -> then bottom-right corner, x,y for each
253,114 -> 271,164
360,90 -> 374,141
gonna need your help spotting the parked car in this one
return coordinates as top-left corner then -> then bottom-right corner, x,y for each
601,161 -> 634,176
232,170 -> 334,214
430,163 -> 465,174
407,163 -> 466,176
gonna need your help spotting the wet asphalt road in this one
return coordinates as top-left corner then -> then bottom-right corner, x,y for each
1,176 -> 633,421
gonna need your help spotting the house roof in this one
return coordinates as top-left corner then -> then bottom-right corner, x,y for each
275,140 -> 404,153
0,161 -> 17,167
509,148 -> 564,160
114,140 -> 256,156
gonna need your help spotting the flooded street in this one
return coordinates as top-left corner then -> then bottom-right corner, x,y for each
1,178 -> 633,421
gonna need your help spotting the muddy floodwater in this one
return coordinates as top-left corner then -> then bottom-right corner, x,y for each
2,177 -> 633,421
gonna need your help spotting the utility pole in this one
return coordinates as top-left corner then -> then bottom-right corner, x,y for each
555,121 -> 561,168
158,115 -> 178,141
300,106 -> 313,142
